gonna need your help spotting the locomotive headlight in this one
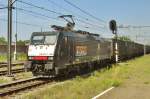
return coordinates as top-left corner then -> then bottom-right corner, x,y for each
48,57 -> 53,60
28,56 -> 32,60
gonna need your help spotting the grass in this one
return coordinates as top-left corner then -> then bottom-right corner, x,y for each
14,72 -> 33,80
0,53 -> 27,62
0,72 -> 33,84
0,53 -> 28,84
0,64 -> 24,71
0,55 -> 7,62
0,77 -> 12,84
14,55 -> 150,99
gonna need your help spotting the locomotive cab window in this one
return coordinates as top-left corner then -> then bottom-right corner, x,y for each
31,33 -> 58,45
32,36 -> 44,44
45,35 -> 57,45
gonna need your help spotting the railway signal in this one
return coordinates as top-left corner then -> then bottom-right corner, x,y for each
109,20 -> 117,34
109,20 -> 118,63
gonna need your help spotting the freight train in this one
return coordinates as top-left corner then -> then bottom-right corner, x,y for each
25,15 -> 150,76
25,30 -> 150,76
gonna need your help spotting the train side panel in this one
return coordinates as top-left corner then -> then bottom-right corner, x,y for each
112,39 -> 145,61
54,32 -> 112,75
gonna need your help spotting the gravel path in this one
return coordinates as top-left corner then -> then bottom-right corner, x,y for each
99,84 -> 150,99
96,55 -> 150,99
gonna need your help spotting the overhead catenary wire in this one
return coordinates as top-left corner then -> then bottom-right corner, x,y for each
1,0 -> 107,34
118,25 -> 150,29
14,8 -> 66,26
0,7 -> 7,9
14,0 -> 68,26
47,0 -> 104,27
128,26 -> 150,28
15,7 -> 58,20
118,24 -> 150,44
75,18 -> 105,29
1,0 -> 149,44
17,0 -> 105,30
0,18 -> 47,28
17,0 -> 63,15
63,0 -> 106,24
15,7 -> 104,31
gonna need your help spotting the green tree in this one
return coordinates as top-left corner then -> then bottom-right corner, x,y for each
118,36 -> 132,41
0,37 -> 7,44
17,40 -> 30,45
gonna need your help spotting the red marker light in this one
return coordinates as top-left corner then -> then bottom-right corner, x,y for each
32,56 -> 48,60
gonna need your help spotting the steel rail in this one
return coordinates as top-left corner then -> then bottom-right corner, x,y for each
0,68 -> 25,76
0,77 -> 51,97
0,62 -> 24,68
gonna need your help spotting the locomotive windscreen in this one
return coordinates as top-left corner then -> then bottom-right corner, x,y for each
31,33 -> 57,45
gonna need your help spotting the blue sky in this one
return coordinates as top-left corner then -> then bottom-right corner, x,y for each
0,0 -> 150,44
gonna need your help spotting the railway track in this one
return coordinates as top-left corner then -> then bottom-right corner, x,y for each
0,68 -> 25,76
0,62 -> 24,68
0,66 -> 103,97
0,62 -> 7,64
0,77 -> 51,97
